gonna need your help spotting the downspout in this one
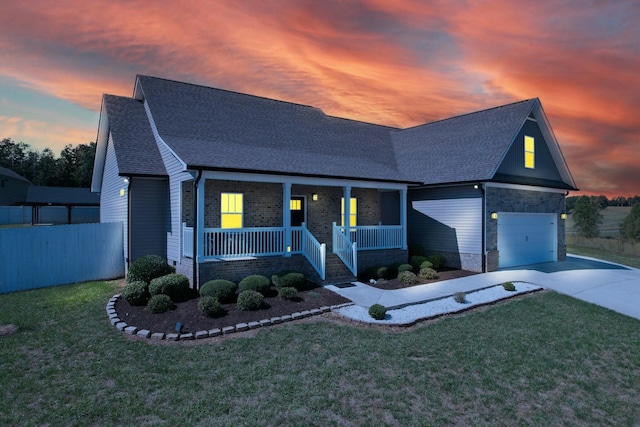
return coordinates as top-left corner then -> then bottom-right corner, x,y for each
126,177 -> 132,267
480,183 -> 486,273
192,170 -> 203,291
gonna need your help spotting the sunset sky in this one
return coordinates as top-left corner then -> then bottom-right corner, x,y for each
0,0 -> 638,197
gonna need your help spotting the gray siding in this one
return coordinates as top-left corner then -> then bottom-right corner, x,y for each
100,133 -> 128,261
145,100 -> 193,267
130,177 -> 168,261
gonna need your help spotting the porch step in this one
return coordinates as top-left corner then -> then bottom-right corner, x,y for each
323,253 -> 356,285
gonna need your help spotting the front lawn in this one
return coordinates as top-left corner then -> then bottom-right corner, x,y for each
1,281 -> 640,426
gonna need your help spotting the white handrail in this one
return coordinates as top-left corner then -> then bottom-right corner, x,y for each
332,222 -> 357,276
299,223 -> 326,280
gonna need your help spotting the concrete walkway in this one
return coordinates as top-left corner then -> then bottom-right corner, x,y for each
326,255 -> 640,320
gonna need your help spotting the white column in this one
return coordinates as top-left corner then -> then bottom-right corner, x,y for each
343,185 -> 351,242
283,182 -> 292,257
196,178 -> 206,262
400,188 -> 407,250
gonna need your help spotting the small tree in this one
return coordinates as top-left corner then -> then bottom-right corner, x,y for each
572,196 -> 603,238
620,204 -> 640,242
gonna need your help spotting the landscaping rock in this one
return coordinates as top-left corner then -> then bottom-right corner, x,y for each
166,333 -> 179,341
236,323 -> 249,332
222,326 -> 235,335
151,332 -> 165,340
116,322 -> 127,331
124,326 -> 138,335
195,330 -> 208,339
301,310 -> 311,318
209,328 -> 222,337
180,333 -> 194,340
110,317 -> 121,325
136,329 -> 151,338
248,321 -> 260,329
281,314 -> 292,322
259,319 -> 271,327
291,312 -> 302,320
271,316 -> 282,324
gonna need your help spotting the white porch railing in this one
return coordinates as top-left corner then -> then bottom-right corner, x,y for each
182,223 -> 326,280
348,224 -> 403,250
332,222 -> 357,276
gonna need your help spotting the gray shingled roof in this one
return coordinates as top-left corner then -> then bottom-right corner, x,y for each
103,95 -> 167,176
392,99 -> 537,185
26,186 -> 100,205
0,166 -> 30,182
136,76 -> 408,182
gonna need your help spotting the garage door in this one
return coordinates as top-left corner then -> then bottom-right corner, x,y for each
497,213 -> 557,268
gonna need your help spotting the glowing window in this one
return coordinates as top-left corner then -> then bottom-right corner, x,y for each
341,197 -> 357,227
524,135 -> 535,169
290,199 -> 301,211
221,193 -> 243,229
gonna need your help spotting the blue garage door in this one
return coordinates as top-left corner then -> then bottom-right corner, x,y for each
497,213 -> 557,268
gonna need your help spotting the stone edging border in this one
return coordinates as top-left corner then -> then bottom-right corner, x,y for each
106,294 -> 354,341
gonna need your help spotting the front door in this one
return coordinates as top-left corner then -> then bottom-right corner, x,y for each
290,196 -> 305,226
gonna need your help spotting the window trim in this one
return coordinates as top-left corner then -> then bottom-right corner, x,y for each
221,192 -> 243,229
341,197 -> 357,227
524,135 -> 535,169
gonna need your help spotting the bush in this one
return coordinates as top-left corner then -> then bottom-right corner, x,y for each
376,266 -> 388,280
410,256 -> 429,273
199,279 -> 237,303
620,204 -> 640,242
198,296 -> 225,317
368,304 -> 387,320
278,287 -> 298,300
502,282 -> 516,291
238,275 -> 271,295
427,253 -> 445,270
397,264 -> 413,274
419,260 -> 433,270
408,242 -> 424,258
149,273 -> 191,302
454,292 -> 467,304
121,281 -> 149,306
418,267 -> 438,280
127,255 -> 175,284
237,290 -> 264,311
387,262 -> 403,279
398,270 -> 418,285
272,272 -> 306,290
148,294 -> 175,314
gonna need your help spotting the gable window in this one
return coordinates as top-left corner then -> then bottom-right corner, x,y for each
341,197 -> 357,227
524,135 -> 535,169
221,193 -> 243,229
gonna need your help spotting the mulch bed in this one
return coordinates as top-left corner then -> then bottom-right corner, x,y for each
365,268 -> 478,290
115,282 -> 350,335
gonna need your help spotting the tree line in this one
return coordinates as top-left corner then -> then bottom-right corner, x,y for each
0,137 -> 95,188
567,195 -> 640,242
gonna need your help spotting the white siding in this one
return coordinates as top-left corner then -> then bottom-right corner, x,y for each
144,101 -> 192,266
100,133 -> 128,261
411,198 -> 482,255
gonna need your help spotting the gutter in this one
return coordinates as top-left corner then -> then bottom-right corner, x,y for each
192,170 -> 203,291
480,183 -> 486,273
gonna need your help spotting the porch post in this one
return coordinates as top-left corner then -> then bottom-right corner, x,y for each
196,178 -> 206,262
400,188 -> 408,250
343,185 -> 351,241
283,182 -> 292,257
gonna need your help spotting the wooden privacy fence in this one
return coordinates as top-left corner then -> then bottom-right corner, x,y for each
0,222 -> 124,294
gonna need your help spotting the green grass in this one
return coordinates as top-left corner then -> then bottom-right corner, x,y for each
568,246 -> 640,269
2,281 -> 640,426
567,206 -> 631,237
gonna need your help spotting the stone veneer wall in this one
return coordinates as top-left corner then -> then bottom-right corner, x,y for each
485,187 -> 566,271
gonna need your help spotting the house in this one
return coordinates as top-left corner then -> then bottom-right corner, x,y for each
25,186 -> 100,224
0,166 -> 30,206
91,75 -> 577,287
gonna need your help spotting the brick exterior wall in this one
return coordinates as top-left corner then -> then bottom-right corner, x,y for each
197,255 -> 320,285
357,249 -> 408,274
485,187 -> 567,271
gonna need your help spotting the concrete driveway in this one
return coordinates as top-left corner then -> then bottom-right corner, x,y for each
327,255 -> 640,320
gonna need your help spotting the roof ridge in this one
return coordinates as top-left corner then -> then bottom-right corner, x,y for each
401,98 -> 538,131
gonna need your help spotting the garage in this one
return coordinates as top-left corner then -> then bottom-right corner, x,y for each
497,213 -> 557,268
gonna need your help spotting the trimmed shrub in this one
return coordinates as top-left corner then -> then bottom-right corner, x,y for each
368,304 -> 387,320
419,260 -> 433,270
418,267 -> 438,280
127,255 -> 175,284
454,292 -> 467,304
271,270 -> 296,286
272,272 -> 306,290
149,273 -> 191,302
398,270 -> 418,285
198,296 -> 224,317
376,266 -> 388,280
278,286 -> 298,300
410,256 -> 429,273
122,281 -> 149,306
387,262 -> 402,279
148,294 -> 174,314
199,279 -> 237,303
427,253 -> 445,270
239,275 -> 271,295
502,282 -> 516,291
397,264 -> 413,274
408,242 -> 425,258
237,290 -> 264,311
365,266 -> 380,280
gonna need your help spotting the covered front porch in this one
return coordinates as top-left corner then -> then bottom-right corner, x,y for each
180,171 -> 408,285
